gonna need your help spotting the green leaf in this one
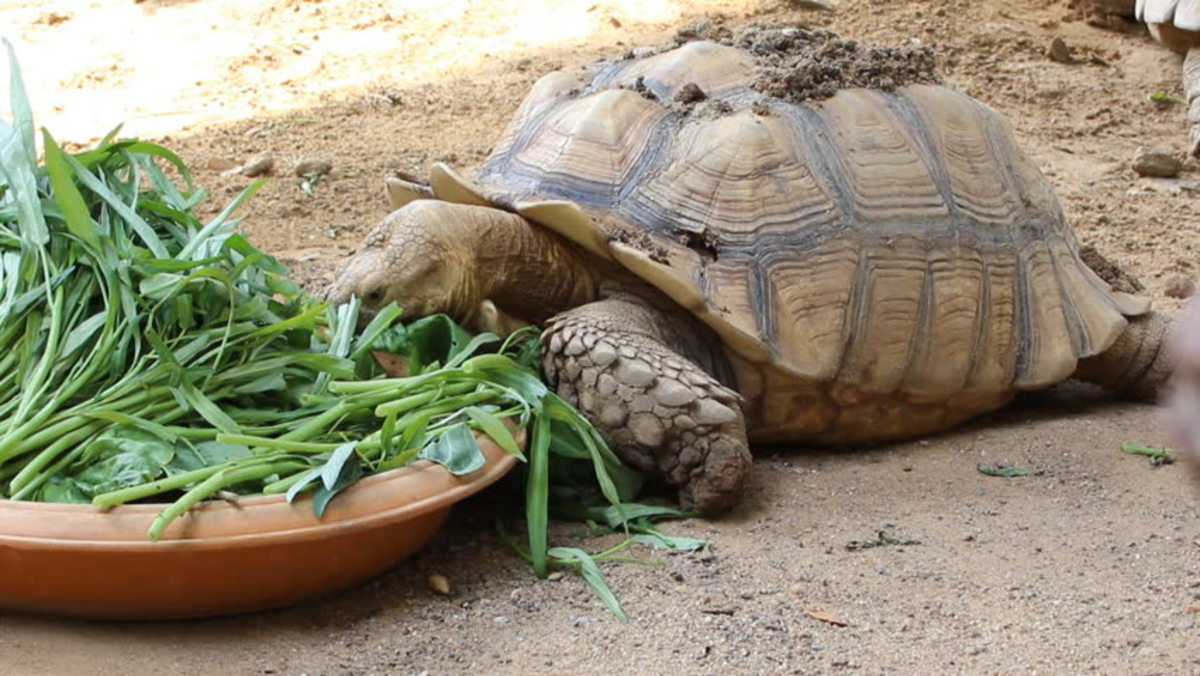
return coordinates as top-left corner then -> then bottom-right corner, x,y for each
166,441 -> 251,475
69,427 -> 177,496
594,503 -> 695,529
178,180 -> 266,260
232,371 -> 288,394
60,311 -> 108,357
36,478 -> 92,503
419,422 -> 485,475
285,467 -> 323,503
312,453 -> 362,518
463,405 -> 524,460
42,130 -> 101,250
0,117 -> 46,244
321,441 -> 359,490
976,462 -> 1043,477
179,383 -> 241,434
387,314 -> 476,372
548,546 -> 627,620
3,39 -> 34,167
527,411 -> 552,577
63,152 -> 167,258
630,531 -> 707,552
445,331 -> 501,368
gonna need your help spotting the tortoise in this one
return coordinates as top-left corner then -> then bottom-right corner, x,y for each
327,30 -> 1174,512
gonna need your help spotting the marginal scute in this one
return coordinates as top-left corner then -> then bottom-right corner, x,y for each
516,200 -> 612,260
430,163 -> 491,206
384,176 -> 434,209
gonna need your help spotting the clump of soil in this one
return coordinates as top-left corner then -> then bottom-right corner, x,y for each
676,20 -> 940,102
1080,244 -> 1146,294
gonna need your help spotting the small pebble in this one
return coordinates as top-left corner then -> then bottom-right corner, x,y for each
1132,148 -> 1182,178
1165,274 -> 1196,299
239,152 -> 275,177
294,157 -> 334,178
547,571 -> 565,582
674,82 -> 707,104
204,157 -> 238,172
1047,37 -> 1075,64
427,573 -> 451,595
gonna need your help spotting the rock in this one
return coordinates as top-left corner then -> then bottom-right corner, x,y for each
1047,37 -> 1075,64
293,158 -> 333,178
674,83 -> 707,104
1165,274 -> 1196,299
1132,148 -> 1182,178
427,573 -> 451,595
238,152 -> 275,177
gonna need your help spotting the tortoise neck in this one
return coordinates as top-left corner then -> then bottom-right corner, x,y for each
453,205 -> 599,324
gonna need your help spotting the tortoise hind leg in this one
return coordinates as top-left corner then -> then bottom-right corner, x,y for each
541,296 -> 751,512
1073,311 -> 1174,399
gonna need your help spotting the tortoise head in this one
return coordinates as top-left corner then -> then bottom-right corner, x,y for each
325,200 -> 474,320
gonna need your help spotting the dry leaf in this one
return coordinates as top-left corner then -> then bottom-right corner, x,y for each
806,608 -> 849,626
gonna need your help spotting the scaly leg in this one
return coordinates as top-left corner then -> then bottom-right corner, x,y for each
541,296 -> 751,512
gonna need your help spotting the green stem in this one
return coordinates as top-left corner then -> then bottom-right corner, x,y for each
147,460 -> 307,541
216,434 -> 344,453
92,462 -> 238,508
376,389 -> 495,418
8,444 -> 87,501
8,420 -> 106,494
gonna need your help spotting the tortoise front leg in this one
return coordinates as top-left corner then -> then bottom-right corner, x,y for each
541,297 -> 751,512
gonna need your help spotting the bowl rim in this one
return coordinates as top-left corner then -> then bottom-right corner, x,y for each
0,432 -> 523,550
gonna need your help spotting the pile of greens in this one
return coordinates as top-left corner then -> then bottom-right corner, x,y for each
0,44 -> 700,617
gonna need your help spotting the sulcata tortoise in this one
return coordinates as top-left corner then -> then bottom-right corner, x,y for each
328,30 -> 1174,512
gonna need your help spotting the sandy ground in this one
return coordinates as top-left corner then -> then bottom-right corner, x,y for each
2,0 -> 1200,674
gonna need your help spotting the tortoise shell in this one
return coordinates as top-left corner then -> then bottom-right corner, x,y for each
414,39 -> 1149,402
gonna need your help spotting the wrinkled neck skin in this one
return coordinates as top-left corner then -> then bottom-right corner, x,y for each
446,205 -> 604,328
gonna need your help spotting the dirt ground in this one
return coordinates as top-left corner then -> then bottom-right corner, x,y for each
3,0 -> 1200,674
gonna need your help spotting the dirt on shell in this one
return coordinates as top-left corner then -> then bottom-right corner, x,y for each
678,20 -> 941,101
1081,243 -> 1147,293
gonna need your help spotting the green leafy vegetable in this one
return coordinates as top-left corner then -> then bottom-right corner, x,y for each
976,462 -> 1044,477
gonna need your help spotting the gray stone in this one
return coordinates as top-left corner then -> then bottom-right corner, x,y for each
1132,147 -> 1182,178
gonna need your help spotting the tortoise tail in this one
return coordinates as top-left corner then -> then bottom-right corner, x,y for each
1073,311 -> 1174,400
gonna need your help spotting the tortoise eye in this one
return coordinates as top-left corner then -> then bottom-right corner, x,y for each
364,289 -> 385,304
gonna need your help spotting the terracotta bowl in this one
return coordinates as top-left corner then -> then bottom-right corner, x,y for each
0,431 -> 521,620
